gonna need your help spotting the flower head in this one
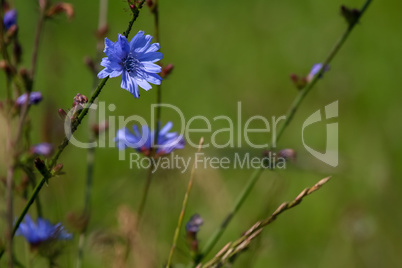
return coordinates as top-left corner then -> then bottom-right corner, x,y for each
16,92 -> 43,106
115,122 -> 184,157
3,9 -> 17,30
16,215 -> 72,246
30,143 -> 54,157
186,214 -> 204,233
307,63 -> 330,82
186,214 -> 203,253
98,31 -> 163,98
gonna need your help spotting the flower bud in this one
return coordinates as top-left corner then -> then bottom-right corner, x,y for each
58,108 -> 67,120
290,73 -> 307,90
72,93 -> 88,108
13,39 -> 22,64
71,93 -> 88,119
6,24 -> 18,38
341,5 -> 361,26
73,93 -> 88,107
96,25 -> 108,40
306,63 -> 330,82
186,214 -> 203,253
51,163 -> 64,176
84,56 -> 97,74
15,92 -> 43,107
161,63 -> 174,78
30,143 -> 54,157
3,9 -> 17,30
278,148 -> 297,162
92,121 -> 109,136
39,0 -> 48,11
19,68 -> 32,86
46,3 -> 74,20
34,157 -> 46,172
0,60 -> 12,75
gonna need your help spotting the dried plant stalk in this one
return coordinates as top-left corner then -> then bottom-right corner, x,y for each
201,176 -> 331,268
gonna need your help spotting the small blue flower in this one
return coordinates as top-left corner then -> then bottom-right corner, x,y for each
30,143 -> 54,157
307,63 -> 330,82
98,31 -> 163,98
16,92 -> 43,106
186,214 -> 203,233
16,215 -> 72,246
3,9 -> 17,30
115,122 -> 185,156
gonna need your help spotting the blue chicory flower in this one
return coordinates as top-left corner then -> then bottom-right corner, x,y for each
307,63 -> 330,82
30,143 -> 54,157
16,215 -> 72,246
115,121 -> 185,156
16,92 -> 43,106
186,214 -> 203,233
3,9 -> 17,30
98,31 -> 163,98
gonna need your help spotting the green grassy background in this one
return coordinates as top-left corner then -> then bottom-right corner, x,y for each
1,0 -> 402,267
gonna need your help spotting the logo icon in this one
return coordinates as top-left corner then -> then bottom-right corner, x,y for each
302,101 -> 338,167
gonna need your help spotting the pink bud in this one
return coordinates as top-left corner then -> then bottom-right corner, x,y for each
46,3 -> 74,20
58,108 -> 67,120
161,63 -> 174,78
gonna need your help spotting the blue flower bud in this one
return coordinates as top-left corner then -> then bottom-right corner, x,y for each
3,9 -> 17,30
15,92 -> 43,106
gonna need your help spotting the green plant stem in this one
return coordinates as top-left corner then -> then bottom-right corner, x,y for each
76,1 -> 109,267
30,2 -> 46,79
198,0 -> 372,262
153,0 -> 162,141
122,161 -> 154,263
123,1 -> 161,262
166,138 -> 204,267
1,3 -> 48,265
0,2 -> 146,259
137,162 -> 154,228
17,163 -> 43,217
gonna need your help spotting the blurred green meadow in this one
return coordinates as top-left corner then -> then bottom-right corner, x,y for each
1,0 -> 402,267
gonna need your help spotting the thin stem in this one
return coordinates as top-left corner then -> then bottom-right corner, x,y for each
76,234 -> 85,268
136,162 -> 154,228
76,1 -> 108,267
17,163 -> 43,217
123,161 -> 154,261
153,0 -> 160,42
125,0 -> 161,259
13,0 -> 47,150
6,167 -> 14,268
152,0 -> 162,143
197,0 -> 373,262
30,3 -> 46,79
5,66 -> 14,268
0,3 -> 147,259
166,138 -> 204,267
0,4 -> 48,265
13,99 -> 30,151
